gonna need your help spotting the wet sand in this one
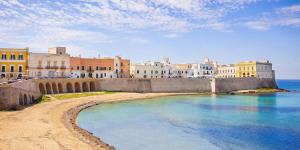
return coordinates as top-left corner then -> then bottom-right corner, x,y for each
0,93 -> 192,150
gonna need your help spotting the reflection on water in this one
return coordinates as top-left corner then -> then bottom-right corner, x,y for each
77,80 -> 300,150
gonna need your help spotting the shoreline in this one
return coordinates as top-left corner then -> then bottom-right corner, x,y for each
0,90 -> 286,150
0,92 -> 196,150
63,93 -> 201,150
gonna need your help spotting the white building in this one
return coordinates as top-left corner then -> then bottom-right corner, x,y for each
173,64 -> 193,78
216,64 -> 236,78
130,61 -> 164,78
28,47 -> 71,78
191,63 -> 214,78
256,61 -> 274,78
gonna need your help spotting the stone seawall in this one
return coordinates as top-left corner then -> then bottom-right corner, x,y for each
0,80 -> 41,110
150,78 -> 211,93
214,78 -> 277,93
0,78 -> 277,110
99,79 -> 152,92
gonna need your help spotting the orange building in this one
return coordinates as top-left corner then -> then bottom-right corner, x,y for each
70,56 -> 130,78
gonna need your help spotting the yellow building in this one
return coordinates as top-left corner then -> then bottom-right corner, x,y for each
0,48 -> 29,79
236,60 -> 273,78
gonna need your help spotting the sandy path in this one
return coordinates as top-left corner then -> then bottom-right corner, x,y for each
0,93 -> 188,150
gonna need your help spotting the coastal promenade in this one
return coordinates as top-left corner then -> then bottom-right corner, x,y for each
0,92 -> 191,150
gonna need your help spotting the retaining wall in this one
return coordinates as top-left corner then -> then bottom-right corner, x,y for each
0,78 -> 277,110
99,79 -> 152,92
150,78 -> 211,93
214,78 -> 277,93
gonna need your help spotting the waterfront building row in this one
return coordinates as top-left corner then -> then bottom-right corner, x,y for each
0,47 -> 275,80
131,58 -> 274,79
1,47 -> 129,79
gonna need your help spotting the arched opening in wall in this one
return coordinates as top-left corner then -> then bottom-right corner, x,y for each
39,83 -> 46,94
75,82 -> 81,93
58,83 -> 63,93
45,83 -> 52,94
24,94 -> 28,105
28,95 -> 32,104
66,83 -> 73,93
19,93 -> 23,105
52,83 -> 58,94
82,82 -> 89,92
90,82 -> 96,92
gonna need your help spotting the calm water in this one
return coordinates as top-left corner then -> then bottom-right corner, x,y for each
77,80 -> 300,150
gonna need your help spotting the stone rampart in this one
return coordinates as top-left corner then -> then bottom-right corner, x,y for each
150,78 -> 211,93
214,78 -> 277,93
0,77 -> 277,110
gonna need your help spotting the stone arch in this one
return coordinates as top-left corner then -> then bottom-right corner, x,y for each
19,93 -> 24,105
52,82 -> 58,94
52,83 -> 58,94
90,81 -> 96,92
75,82 -> 81,93
66,82 -> 73,93
39,83 -> 46,94
24,94 -> 28,105
28,95 -> 32,104
82,82 -> 89,92
45,83 -> 52,94
58,83 -> 63,93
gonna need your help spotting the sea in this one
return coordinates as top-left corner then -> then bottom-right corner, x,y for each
77,79 -> 300,150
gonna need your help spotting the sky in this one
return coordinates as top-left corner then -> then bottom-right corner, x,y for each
0,0 -> 300,79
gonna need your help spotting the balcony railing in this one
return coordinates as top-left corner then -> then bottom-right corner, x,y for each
60,66 -> 66,69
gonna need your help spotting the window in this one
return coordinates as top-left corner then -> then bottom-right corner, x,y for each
61,61 -> 65,67
96,66 -> 99,70
88,66 -> 92,71
47,61 -> 50,67
144,70 -> 146,74
109,67 -> 112,70
18,54 -> 23,60
121,69 -> 123,73
19,66 -> 23,72
54,61 -> 57,67
137,70 -> 140,74
38,60 -> 42,67
10,66 -> 14,72
1,66 -> 5,72
2,54 -> 6,60
10,54 -> 15,60
77,66 -> 80,70
100,67 -> 106,70
81,66 -> 85,70
121,62 -> 123,66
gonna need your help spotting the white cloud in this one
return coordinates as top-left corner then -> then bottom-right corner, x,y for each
129,37 -> 149,44
245,4 -> 300,30
277,4 -> 300,14
163,33 -> 180,38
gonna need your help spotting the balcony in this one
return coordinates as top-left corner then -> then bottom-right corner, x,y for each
60,66 -> 67,69
37,66 -> 43,69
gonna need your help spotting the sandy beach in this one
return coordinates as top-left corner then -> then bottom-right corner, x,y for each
0,92 -> 190,150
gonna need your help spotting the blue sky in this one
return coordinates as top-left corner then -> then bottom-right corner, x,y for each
0,0 -> 300,79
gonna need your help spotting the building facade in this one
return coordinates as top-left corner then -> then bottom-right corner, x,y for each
236,60 -> 274,78
0,48 -> 28,79
28,47 -> 71,78
191,63 -> 214,78
70,56 -> 130,79
216,64 -> 236,78
130,61 -> 164,78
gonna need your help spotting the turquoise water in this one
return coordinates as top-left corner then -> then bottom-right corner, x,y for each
77,80 -> 300,150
